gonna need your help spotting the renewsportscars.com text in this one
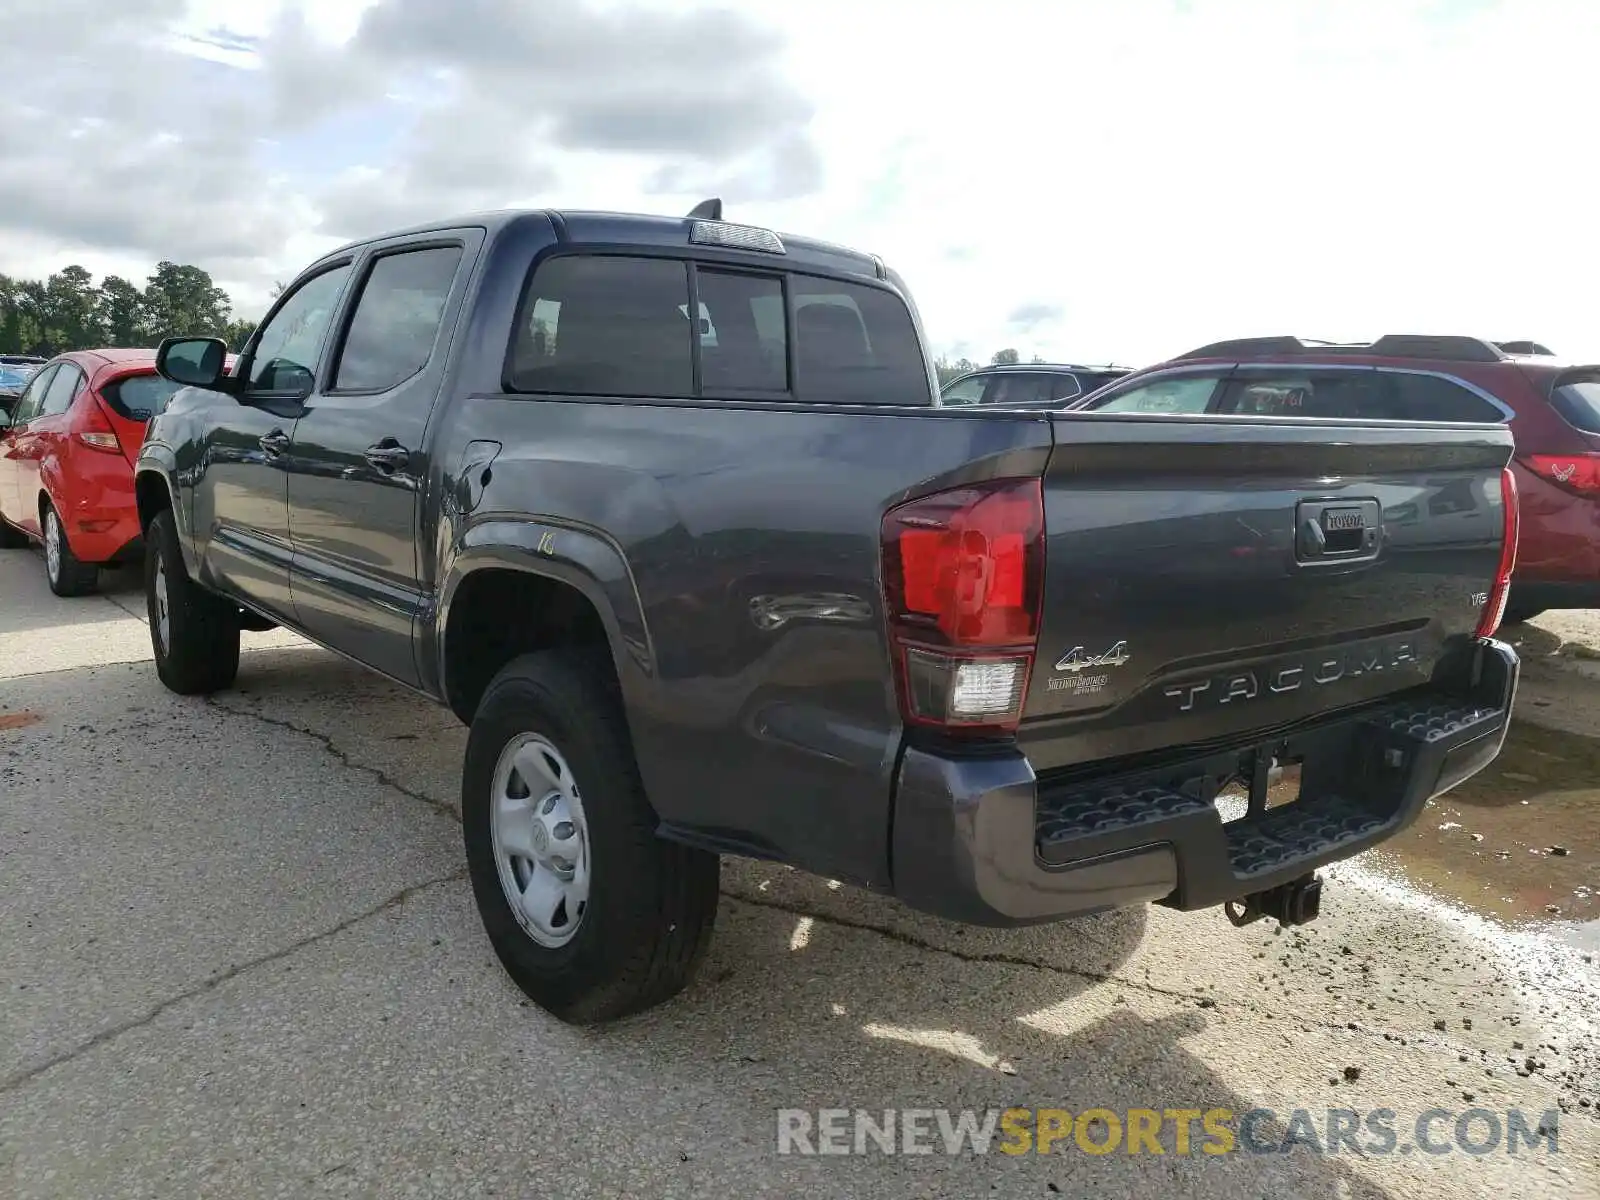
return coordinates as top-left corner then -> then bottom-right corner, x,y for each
776,1106 -> 1560,1157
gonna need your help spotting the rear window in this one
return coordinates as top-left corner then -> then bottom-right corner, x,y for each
1550,378 -> 1600,433
1074,371 -> 1127,396
507,254 -> 931,405
102,373 -> 182,421
789,275 -> 930,405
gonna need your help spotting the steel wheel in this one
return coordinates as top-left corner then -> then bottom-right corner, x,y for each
152,553 -> 171,653
44,509 -> 61,584
490,733 -> 591,948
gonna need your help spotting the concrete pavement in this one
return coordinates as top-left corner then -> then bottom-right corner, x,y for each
2,544 -> 1596,1198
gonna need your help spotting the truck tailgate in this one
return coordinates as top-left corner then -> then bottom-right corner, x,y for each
1020,414 -> 1515,773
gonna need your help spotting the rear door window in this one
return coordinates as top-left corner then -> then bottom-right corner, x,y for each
102,373 -> 183,421
40,364 -> 84,417
508,255 -> 693,397
789,275 -> 930,406
1220,369 -> 1503,421
1089,373 -> 1226,414
986,373 -> 1057,406
1550,377 -> 1600,433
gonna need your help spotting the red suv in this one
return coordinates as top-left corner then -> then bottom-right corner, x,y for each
0,349 -> 180,595
1069,335 -> 1599,621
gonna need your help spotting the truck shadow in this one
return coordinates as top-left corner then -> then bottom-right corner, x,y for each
210,647 -> 1398,1194
596,882 -> 1396,1197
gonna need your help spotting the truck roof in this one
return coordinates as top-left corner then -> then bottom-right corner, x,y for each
324,207 -> 887,281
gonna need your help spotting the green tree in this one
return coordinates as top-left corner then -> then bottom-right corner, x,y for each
0,261 -> 250,356
221,318 -> 258,351
97,275 -> 148,347
991,348 -> 1020,366
139,261 -> 232,344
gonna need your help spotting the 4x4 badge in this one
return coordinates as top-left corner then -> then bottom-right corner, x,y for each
1055,640 -> 1131,673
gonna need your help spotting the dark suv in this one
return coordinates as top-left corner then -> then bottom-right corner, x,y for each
1071,335 -> 1600,620
939,362 -> 1130,408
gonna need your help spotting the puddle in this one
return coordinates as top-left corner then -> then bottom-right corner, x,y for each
1367,720 -> 1600,937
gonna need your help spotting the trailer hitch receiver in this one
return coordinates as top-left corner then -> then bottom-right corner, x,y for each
1224,872 -> 1323,928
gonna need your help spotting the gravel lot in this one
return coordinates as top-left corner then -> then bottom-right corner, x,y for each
2,551 -> 1597,1198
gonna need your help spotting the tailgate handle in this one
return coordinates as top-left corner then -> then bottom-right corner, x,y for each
1296,499 -> 1381,564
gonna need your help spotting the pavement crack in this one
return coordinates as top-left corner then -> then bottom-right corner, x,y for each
0,869 -> 467,1095
99,591 -> 146,623
204,698 -> 460,824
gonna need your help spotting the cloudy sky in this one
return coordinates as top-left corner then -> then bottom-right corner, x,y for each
3,0 -> 1598,366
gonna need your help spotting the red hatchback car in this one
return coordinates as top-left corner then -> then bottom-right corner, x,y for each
0,349 -> 180,595
1069,335 -> 1600,621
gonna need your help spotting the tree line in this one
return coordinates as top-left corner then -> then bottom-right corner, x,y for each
933,348 -> 1043,385
0,263 -> 259,359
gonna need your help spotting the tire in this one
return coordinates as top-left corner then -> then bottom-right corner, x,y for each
0,517 -> 26,549
463,648 -> 720,1024
145,509 -> 240,694
42,502 -> 99,596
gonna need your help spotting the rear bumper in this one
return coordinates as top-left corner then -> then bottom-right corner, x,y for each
889,638 -> 1519,926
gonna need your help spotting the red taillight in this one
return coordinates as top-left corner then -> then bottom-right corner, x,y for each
1521,452 -> 1600,497
75,400 -> 123,454
1476,467 -> 1519,639
881,478 -> 1044,733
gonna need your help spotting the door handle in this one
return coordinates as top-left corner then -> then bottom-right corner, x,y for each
258,430 -> 289,455
364,440 -> 410,472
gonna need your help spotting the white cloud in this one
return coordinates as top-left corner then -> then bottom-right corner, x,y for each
4,0 -> 1600,364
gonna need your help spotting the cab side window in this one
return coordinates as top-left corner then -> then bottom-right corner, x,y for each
246,264 -> 354,395
9,364 -> 57,424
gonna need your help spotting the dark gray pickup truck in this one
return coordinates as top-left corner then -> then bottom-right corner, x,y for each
135,203 -> 1522,1023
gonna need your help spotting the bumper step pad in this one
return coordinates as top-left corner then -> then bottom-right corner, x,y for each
1032,683 -> 1510,909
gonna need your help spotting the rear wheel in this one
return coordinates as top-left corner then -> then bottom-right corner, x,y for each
145,509 -> 240,694
43,503 -> 99,596
462,648 -> 720,1024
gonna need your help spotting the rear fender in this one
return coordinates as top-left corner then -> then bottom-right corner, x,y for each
430,516 -> 656,723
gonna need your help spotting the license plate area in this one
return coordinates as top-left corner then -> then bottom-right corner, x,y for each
1213,753 -> 1304,824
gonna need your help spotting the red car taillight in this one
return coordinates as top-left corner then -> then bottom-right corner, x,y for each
1476,467 -> 1519,640
75,401 -> 123,454
1520,451 -> 1600,497
880,477 -> 1045,734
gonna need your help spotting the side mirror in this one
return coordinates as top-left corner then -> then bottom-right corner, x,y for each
156,336 -> 231,390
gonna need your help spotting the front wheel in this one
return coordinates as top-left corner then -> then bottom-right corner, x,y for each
145,509 -> 240,694
43,503 -> 99,596
462,649 -> 720,1024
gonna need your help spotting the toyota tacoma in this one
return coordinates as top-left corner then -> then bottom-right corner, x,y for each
134,202 -> 1521,1023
